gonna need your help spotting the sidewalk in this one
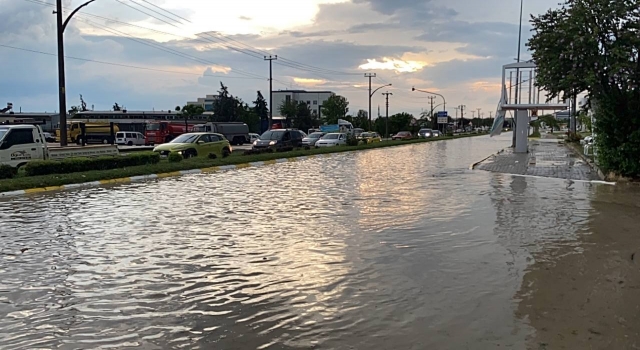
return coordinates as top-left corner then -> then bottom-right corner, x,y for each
474,138 -> 600,181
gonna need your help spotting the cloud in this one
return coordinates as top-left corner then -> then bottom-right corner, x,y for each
359,58 -> 427,73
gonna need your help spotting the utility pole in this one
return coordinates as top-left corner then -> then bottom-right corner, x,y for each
264,55 -> 277,130
382,92 -> 392,139
56,0 -> 96,146
454,106 -> 460,131
365,73 -> 376,130
427,96 -> 436,128
459,105 -> 466,131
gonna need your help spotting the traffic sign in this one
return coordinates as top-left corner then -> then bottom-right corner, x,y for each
436,111 -> 448,117
437,117 -> 448,124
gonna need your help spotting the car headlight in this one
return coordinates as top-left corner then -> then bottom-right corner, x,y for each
177,151 -> 183,155
269,140 -> 277,146
253,141 -> 258,145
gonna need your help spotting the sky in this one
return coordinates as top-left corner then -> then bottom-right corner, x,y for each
0,0 -> 563,120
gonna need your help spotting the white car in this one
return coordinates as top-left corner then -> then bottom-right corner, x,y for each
249,133 -> 260,143
116,131 -> 146,146
315,133 -> 347,147
302,132 -> 325,146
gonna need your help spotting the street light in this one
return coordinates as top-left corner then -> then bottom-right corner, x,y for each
411,87 -> 446,115
56,0 -> 96,146
369,83 -> 392,130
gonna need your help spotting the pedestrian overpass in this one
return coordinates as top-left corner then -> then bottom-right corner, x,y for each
490,62 -> 569,153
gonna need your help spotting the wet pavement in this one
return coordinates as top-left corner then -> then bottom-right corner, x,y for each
474,139 -> 600,181
1,134 -> 639,350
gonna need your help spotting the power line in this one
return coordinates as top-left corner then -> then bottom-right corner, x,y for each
128,0 -> 185,25
0,43 -> 264,80
113,0 -> 179,28
77,17 -> 267,80
138,0 -> 191,23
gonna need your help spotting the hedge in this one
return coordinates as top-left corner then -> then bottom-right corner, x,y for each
0,164 -> 16,180
24,152 -> 161,176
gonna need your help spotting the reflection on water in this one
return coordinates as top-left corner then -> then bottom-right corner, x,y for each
1,135 -> 633,349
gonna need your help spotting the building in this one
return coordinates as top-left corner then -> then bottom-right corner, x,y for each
272,90 -> 334,119
186,95 -> 219,112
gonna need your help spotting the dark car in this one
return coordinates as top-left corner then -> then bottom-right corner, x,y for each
253,129 -> 303,150
392,131 -> 413,140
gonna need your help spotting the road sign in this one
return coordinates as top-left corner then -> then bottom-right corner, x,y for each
437,117 -> 448,124
436,111 -> 448,117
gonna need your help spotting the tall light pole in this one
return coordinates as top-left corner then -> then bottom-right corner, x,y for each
56,0 -> 96,146
369,82 -> 392,130
365,73 -> 376,129
264,55 -> 278,130
382,92 -> 392,139
513,0 -> 524,146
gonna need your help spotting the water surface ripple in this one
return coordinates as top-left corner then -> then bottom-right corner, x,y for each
0,136 -> 603,349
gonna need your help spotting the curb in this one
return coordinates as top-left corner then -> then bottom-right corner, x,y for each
0,154 -> 334,198
469,148 -> 507,170
564,142 -> 607,181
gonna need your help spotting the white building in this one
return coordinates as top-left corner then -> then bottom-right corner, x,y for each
272,90 -> 334,119
186,95 -> 219,112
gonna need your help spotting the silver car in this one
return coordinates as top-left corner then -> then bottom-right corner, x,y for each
302,132 -> 325,146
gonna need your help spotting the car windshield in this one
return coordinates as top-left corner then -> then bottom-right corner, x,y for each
323,134 -> 340,140
170,134 -> 199,143
146,123 -> 160,131
362,133 -> 374,137
309,132 -> 324,138
260,131 -> 284,140
0,129 -> 7,140
419,129 -> 432,133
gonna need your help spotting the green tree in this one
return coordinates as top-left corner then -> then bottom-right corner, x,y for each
179,104 -> 204,129
279,99 -> 297,124
352,109 -> 368,129
253,91 -> 269,125
321,94 -> 349,124
293,101 -> 317,131
212,82 -> 235,120
528,0 -> 640,176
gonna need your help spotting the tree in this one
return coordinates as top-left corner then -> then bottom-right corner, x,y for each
175,106 -> 181,112
352,110 -> 368,129
79,95 -> 88,112
253,91 -> 269,132
179,104 -> 204,129
113,103 -> 122,111
293,101 -> 316,131
528,0 -> 640,176
278,99 -> 297,124
321,94 -> 349,124
212,82 -> 235,120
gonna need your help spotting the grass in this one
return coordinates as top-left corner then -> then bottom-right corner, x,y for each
0,133 -> 487,192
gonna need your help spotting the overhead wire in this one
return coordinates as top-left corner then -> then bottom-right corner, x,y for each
0,43 -> 263,80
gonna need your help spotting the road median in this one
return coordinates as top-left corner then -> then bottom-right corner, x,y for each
0,133 -> 487,197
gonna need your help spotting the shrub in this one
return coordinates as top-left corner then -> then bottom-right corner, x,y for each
446,132 -> 454,137
346,134 -> 359,146
566,131 -> 583,143
276,146 -> 294,153
0,164 -> 16,180
24,152 -> 161,176
168,153 -> 183,163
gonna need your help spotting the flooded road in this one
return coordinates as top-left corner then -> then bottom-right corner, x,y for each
1,135 -> 639,349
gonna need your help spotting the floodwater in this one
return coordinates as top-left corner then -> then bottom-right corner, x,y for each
1,135 -> 639,350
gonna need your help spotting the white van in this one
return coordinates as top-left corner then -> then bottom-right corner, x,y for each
116,132 -> 145,146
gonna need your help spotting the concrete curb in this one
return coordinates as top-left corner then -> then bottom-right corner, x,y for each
0,154 -> 335,198
564,142 -> 607,181
469,148 -> 507,170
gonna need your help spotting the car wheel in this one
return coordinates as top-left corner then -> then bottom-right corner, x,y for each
127,141 -> 133,146
222,148 -> 231,158
103,139 -> 109,144
183,149 -> 197,159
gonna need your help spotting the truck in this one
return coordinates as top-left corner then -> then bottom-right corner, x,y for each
319,119 -> 354,134
145,121 -> 192,146
55,122 -> 119,144
1,125 -> 118,168
191,122 -> 250,145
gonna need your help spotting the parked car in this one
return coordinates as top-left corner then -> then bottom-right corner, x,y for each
418,128 -> 433,138
392,131 -> 413,140
253,129 -> 303,150
359,132 -> 382,144
116,131 -> 146,146
432,130 -> 442,137
302,132 -> 325,146
153,132 -> 231,159
249,133 -> 260,143
316,133 -> 347,147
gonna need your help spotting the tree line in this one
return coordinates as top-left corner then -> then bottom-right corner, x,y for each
528,0 -> 640,177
